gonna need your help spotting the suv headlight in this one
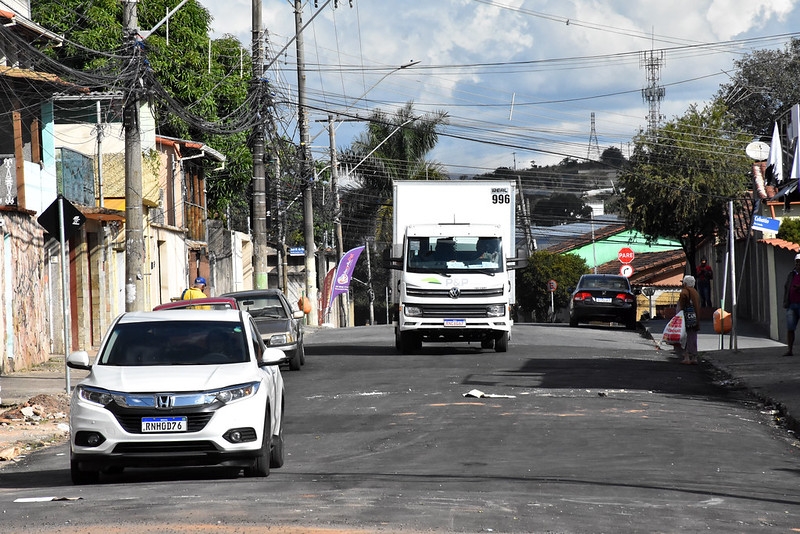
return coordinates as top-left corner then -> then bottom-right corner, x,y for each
208,382 -> 260,405
76,385 -> 121,407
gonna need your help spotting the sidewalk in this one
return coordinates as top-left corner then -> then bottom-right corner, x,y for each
643,316 -> 800,433
0,357 -> 88,407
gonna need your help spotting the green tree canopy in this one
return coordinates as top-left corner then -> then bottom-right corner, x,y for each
717,37 -> 800,137
777,218 -> 800,245
531,193 -> 592,226
618,101 -> 751,275
32,0 -> 255,226
517,251 -> 588,321
338,101 -> 449,251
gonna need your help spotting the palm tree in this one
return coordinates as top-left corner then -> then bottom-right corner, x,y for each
338,101 -> 449,250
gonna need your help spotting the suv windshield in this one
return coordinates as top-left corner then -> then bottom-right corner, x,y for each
98,320 -> 249,366
407,236 -> 503,274
235,296 -> 288,319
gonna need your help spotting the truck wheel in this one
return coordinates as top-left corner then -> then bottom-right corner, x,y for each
494,332 -> 508,352
399,332 -> 417,354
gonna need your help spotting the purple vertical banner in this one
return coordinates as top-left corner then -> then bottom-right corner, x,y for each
329,246 -> 365,309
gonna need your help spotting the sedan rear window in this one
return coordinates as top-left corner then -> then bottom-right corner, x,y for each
99,321 -> 249,366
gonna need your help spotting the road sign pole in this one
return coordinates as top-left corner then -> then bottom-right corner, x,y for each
58,195 -> 71,393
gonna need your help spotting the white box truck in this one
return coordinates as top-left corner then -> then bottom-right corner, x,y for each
386,180 -> 526,354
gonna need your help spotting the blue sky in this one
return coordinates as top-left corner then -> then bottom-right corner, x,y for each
200,0 -> 800,176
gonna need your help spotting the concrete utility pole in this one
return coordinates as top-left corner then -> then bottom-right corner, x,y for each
251,0 -> 268,289
295,0 -> 317,325
328,114 -> 347,326
122,0 -> 146,312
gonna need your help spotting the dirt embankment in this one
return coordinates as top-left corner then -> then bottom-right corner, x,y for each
0,393 -> 71,462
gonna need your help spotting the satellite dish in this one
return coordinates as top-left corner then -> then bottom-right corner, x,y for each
746,141 -> 770,161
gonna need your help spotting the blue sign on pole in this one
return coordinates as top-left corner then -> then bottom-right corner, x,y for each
752,215 -> 780,233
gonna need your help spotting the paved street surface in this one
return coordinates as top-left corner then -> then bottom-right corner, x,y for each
0,322 -> 799,533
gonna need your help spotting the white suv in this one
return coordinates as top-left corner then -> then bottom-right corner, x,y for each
67,309 -> 285,484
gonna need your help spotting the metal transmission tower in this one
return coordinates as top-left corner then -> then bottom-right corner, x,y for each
587,112 -> 600,161
640,49 -> 665,133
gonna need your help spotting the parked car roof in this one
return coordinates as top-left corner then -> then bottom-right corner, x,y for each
152,297 -> 239,311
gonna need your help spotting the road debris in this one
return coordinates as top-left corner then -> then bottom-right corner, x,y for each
463,389 -> 516,399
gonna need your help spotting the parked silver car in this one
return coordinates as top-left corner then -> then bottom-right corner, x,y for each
222,289 -> 306,371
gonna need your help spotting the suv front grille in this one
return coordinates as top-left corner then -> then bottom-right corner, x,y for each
113,412 -> 214,434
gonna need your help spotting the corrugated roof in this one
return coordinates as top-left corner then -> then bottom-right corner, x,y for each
759,237 -> 800,253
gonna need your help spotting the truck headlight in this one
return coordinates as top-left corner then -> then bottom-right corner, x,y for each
404,305 -> 423,317
486,304 -> 506,317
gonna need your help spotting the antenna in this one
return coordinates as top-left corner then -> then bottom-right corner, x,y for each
640,47 -> 666,133
587,112 -> 600,161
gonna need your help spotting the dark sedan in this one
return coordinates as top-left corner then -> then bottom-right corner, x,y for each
222,290 -> 305,371
569,274 -> 637,330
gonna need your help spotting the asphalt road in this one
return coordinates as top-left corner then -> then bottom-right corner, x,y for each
1,324 -> 799,533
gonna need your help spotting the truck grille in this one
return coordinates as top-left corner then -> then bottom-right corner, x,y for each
413,304 -> 500,318
406,287 -> 504,298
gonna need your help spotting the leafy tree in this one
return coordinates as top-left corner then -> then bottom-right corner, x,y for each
778,218 -> 800,245
618,101 -> 751,276
336,102 -> 448,322
531,193 -> 592,226
600,146 -> 627,168
716,37 -> 800,137
339,101 -> 449,252
32,0 -> 254,226
517,251 -> 587,321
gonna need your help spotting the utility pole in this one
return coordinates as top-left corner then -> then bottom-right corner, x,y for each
328,114 -> 347,326
364,238 -> 375,326
295,0 -> 317,325
251,0 -> 268,289
122,0 -> 145,312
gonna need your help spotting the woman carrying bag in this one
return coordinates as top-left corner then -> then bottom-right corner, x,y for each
677,275 -> 701,365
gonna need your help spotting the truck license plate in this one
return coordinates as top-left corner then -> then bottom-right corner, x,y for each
444,318 -> 466,327
141,416 -> 187,433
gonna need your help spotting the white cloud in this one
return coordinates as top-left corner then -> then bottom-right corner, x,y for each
197,0 -> 800,171
707,0 -> 796,39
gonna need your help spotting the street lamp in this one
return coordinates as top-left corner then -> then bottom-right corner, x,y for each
342,60 -> 420,115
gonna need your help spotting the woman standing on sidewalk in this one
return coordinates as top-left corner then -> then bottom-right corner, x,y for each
678,275 -> 701,364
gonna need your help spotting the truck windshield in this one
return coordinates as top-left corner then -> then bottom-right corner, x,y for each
406,236 -> 503,273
